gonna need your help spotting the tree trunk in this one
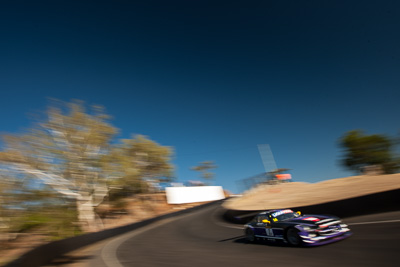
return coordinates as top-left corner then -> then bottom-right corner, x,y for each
76,195 -> 103,232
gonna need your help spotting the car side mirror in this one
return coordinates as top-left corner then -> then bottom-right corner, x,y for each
262,219 -> 270,224
296,211 -> 301,216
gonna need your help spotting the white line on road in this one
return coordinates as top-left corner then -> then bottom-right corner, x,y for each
101,209 -> 399,266
212,211 -> 400,230
100,214 -> 193,267
211,208 -> 244,230
347,219 -> 400,226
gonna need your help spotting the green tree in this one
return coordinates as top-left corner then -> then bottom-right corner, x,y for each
0,100 -> 117,231
105,135 -> 174,196
0,100 -> 175,232
191,161 -> 217,184
339,130 -> 398,174
0,174 -> 19,244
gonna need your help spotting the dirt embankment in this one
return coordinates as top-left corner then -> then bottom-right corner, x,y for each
223,174 -> 400,211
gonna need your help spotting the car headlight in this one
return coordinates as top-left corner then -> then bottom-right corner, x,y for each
302,226 -> 317,232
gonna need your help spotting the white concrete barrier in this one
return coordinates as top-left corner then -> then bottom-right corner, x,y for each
165,186 -> 225,204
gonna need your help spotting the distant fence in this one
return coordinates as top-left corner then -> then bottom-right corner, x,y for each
236,171 -> 292,192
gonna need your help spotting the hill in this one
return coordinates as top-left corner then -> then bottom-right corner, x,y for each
223,174 -> 400,211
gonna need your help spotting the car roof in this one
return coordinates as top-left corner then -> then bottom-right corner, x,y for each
258,209 -> 284,215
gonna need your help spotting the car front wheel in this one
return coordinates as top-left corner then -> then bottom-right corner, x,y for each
245,228 -> 256,242
286,228 -> 301,246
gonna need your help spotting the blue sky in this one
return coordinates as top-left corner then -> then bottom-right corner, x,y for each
1,1 -> 399,193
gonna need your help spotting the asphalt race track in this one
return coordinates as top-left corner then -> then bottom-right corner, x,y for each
87,202 -> 399,267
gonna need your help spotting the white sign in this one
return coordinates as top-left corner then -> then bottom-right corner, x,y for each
165,186 -> 225,204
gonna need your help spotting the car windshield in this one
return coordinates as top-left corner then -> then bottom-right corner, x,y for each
275,212 -> 299,221
271,209 -> 300,221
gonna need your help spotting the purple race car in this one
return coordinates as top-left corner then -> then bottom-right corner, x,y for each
244,209 -> 352,246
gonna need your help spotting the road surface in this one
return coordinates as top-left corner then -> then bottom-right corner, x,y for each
47,202 -> 400,267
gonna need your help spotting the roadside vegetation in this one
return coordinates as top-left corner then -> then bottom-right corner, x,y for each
0,100 -> 175,263
339,130 -> 400,174
191,161 -> 218,185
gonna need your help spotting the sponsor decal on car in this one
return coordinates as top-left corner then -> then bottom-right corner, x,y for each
303,217 -> 320,222
271,209 -> 293,217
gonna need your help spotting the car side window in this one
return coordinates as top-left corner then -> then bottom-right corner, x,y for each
268,214 -> 277,222
258,215 -> 267,223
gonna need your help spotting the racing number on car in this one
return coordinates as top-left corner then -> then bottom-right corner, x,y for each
265,228 -> 274,236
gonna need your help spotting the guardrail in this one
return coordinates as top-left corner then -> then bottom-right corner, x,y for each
223,188 -> 400,224
5,201 -> 220,267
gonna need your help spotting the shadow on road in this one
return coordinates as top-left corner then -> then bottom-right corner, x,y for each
44,255 -> 94,266
218,235 -> 309,248
218,235 -> 244,242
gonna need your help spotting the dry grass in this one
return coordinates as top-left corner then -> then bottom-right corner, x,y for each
223,173 -> 400,210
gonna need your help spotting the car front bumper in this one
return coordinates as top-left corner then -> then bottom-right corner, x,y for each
300,228 -> 352,246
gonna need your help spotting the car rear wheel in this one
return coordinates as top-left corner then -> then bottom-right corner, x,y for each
286,228 -> 301,246
245,228 -> 256,242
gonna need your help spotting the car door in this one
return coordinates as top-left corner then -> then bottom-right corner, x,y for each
268,215 -> 284,239
257,214 -> 284,239
254,215 -> 269,237
263,215 -> 276,238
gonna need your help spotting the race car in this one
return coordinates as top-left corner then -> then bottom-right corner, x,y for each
244,209 -> 351,246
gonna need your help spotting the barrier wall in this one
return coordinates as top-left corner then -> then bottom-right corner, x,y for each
223,188 -> 400,224
5,201 -> 220,267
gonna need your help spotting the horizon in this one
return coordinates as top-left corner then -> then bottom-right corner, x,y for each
1,1 -> 400,193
